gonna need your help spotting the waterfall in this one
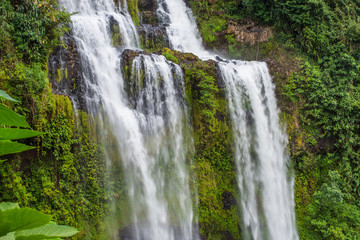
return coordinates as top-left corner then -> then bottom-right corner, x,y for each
119,54 -> 195,240
58,0 -> 298,238
156,0 -> 210,57
59,0 -> 195,239
218,60 -> 298,240
158,0 -> 299,239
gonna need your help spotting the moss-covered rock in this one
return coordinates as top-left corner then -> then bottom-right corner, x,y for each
160,48 -> 200,63
48,34 -> 86,110
109,16 -> 124,47
140,11 -> 159,25
138,0 -> 157,12
120,49 -> 145,74
138,25 -> 170,52
138,0 -> 159,26
126,0 -> 140,26
174,51 -> 241,240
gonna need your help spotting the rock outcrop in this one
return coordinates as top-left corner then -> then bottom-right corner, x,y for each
48,34 -> 87,109
137,0 -> 172,51
138,25 -> 169,51
226,19 -> 273,46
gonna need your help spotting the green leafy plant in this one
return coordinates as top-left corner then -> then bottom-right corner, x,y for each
0,202 -> 78,240
0,90 -> 43,157
0,91 -> 78,239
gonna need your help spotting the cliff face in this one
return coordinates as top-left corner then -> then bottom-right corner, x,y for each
42,1 -> 295,239
2,0 -> 359,239
48,34 -> 88,109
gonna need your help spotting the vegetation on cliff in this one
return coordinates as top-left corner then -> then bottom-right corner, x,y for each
0,1 -> 108,239
189,0 -> 360,239
1,0 -> 359,239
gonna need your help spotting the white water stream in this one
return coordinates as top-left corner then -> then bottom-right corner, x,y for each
218,61 -> 298,240
59,0 -> 195,239
157,0 -> 299,239
156,0 -> 210,58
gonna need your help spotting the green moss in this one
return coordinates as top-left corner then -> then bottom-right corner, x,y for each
127,0 -> 139,26
110,23 -> 123,47
56,68 -> 68,83
182,58 -> 241,239
56,68 -> 61,83
140,33 -> 168,53
162,51 -> 179,64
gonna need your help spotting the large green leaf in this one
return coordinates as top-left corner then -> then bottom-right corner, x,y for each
0,208 -> 51,237
0,232 -> 15,240
0,91 -> 18,102
0,128 -> 44,141
15,224 -> 78,240
0,140 -> 35,156
0,106 -> 30,128
0,203 -> 19,212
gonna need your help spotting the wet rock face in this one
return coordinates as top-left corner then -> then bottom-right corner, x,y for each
109,16 -> 124,47
48,33 -> 86,109
139,0 -> 159,25
226,20 -> 273,46
137,0 -> 171,51
222,191 -> 236,210
121,49 -> 144,68
120,49 -> 148,108
138,25 -> 170,50
139,0 -> 157,12
140,11 -> 159,25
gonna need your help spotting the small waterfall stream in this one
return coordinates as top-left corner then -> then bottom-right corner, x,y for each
59,0 -> 195,239
156,0 -> 211,58
218,61 -> 298,240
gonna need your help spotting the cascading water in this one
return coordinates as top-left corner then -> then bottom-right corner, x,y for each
120,54 -> 195,240
59,0 -> 195,239
156,0 -> 209,57
218,61 -> 298,240
157,0 -> 299,239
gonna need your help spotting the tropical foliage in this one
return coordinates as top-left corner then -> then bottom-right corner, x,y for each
0,1 -> 108,239
0,90 -> 43,157
0,202 -> 78,240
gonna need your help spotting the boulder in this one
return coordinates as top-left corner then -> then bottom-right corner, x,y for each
226,20 -> 273,46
